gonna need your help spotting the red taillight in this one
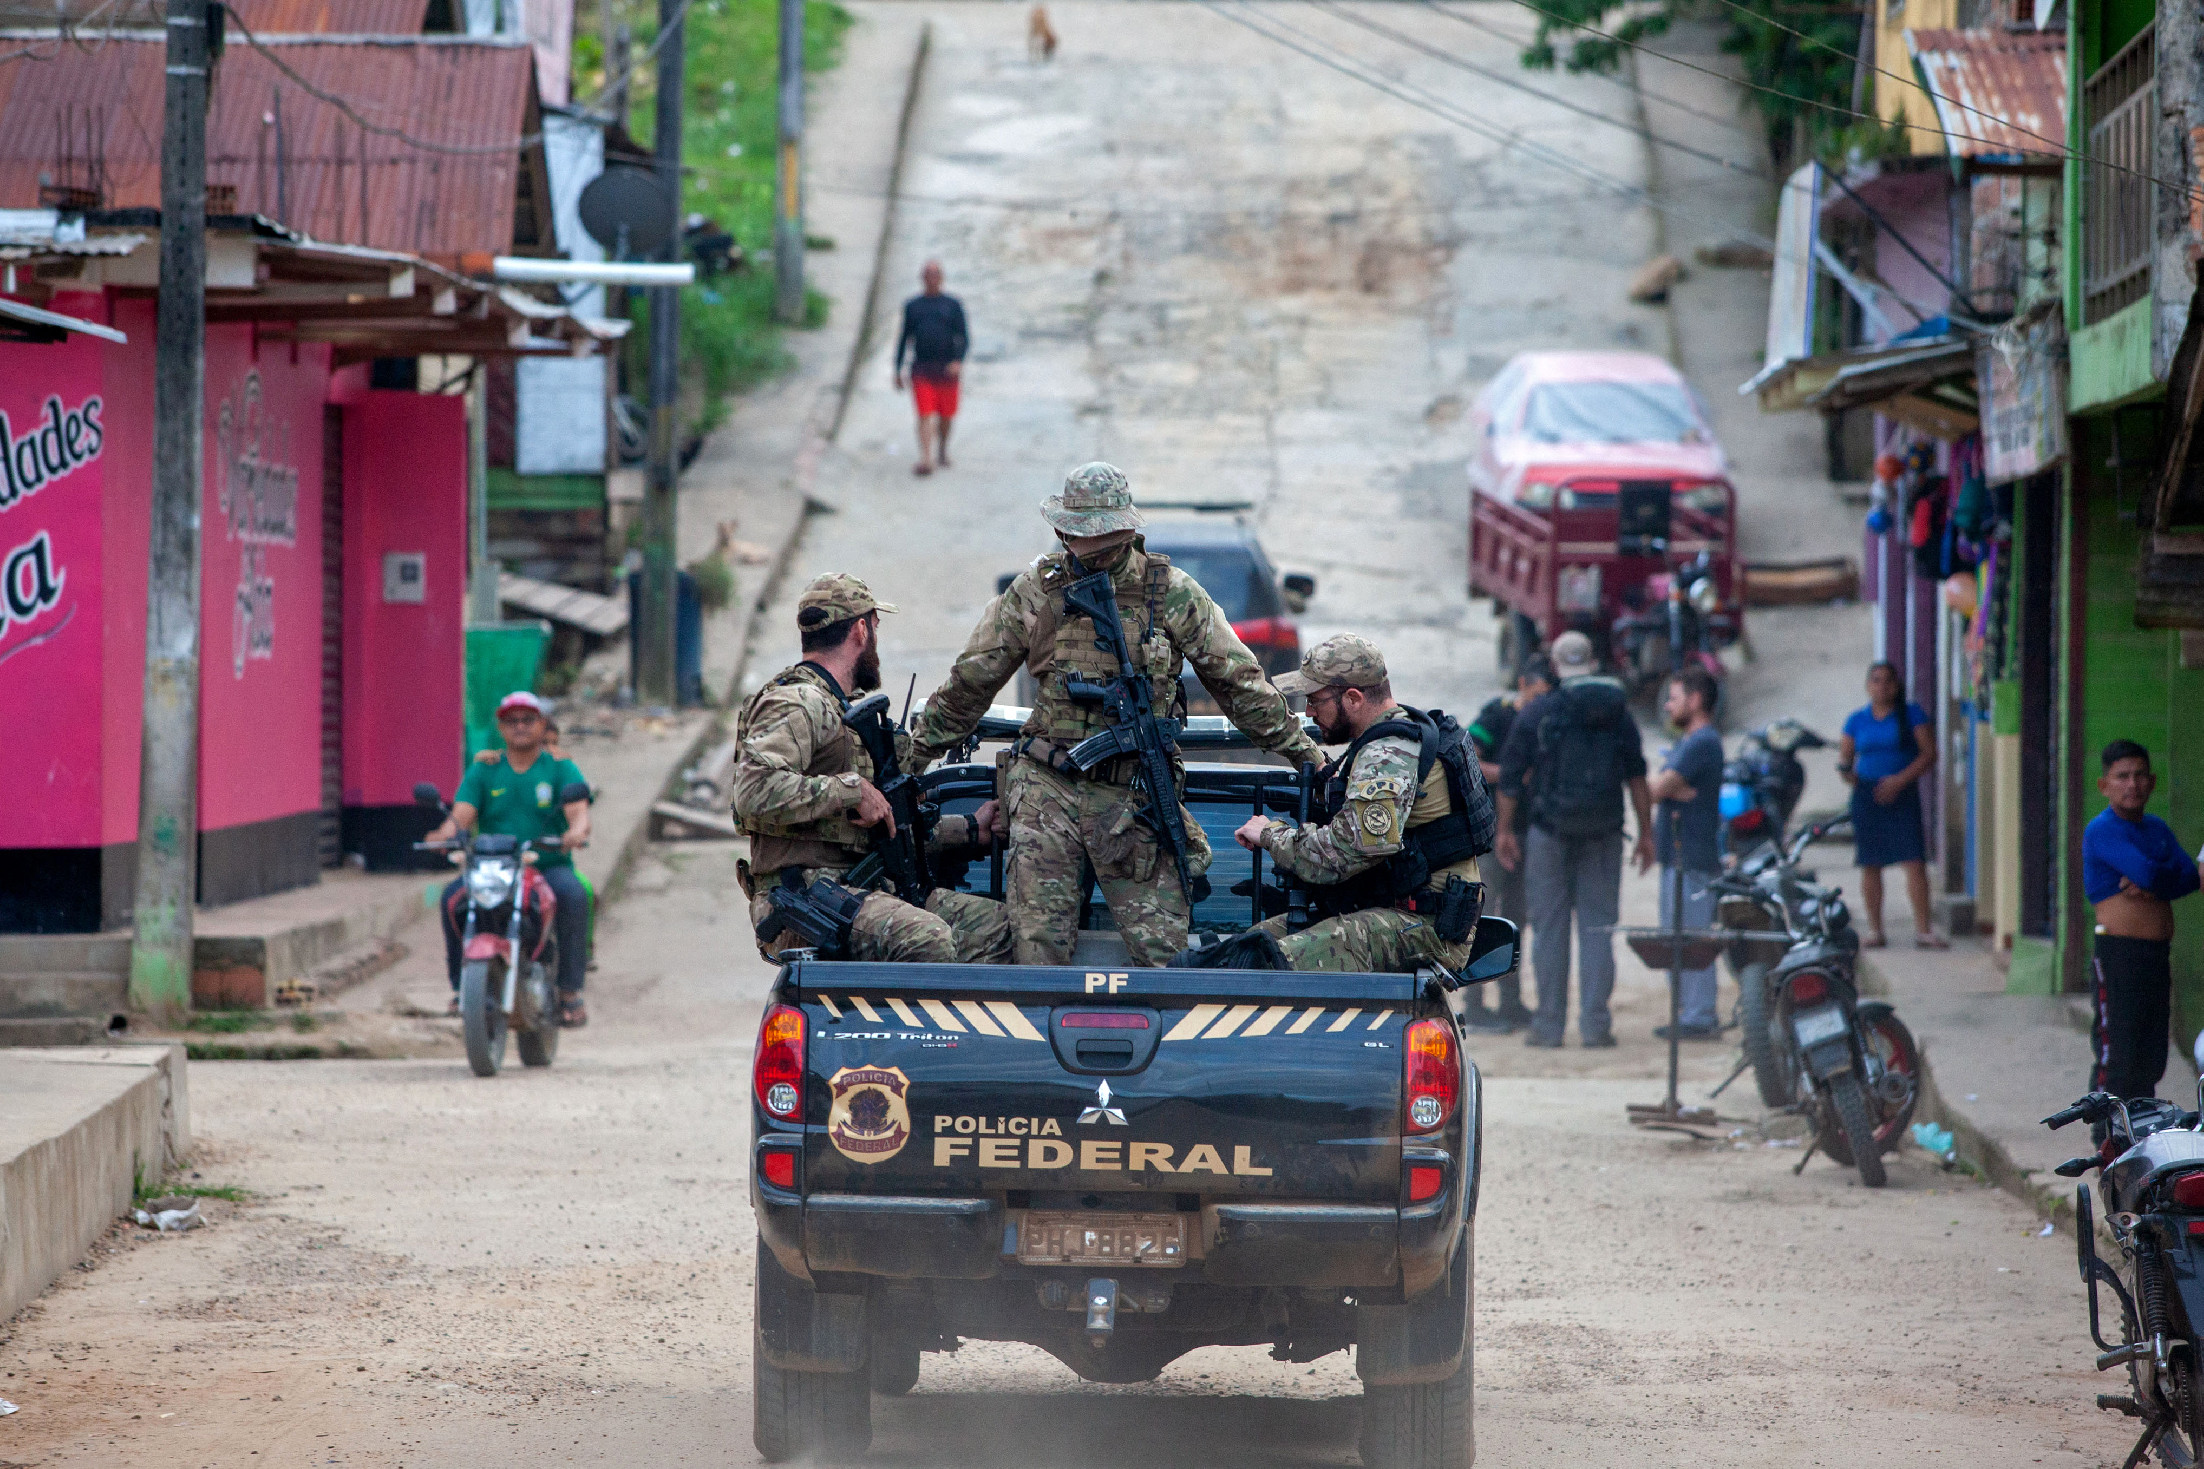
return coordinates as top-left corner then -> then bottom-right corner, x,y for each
1060,1012 -> 1150,1028
1730,808 -> 1766,833
1403,1018 -> 1460,1134
1230,616 -> 1298,652
2174,1173 -> 2204,1210
753,1003 -> 805,1120
1407,1164 -> 1444,1203
1789,972 -> 1828,1006
759,1149 -> 797,1190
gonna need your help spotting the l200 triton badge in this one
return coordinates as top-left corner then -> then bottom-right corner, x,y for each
826,1065 -> 912,1164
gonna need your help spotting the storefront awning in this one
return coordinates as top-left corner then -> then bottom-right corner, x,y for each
0,293 -> 126,344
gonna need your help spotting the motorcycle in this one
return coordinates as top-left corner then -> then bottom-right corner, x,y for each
2046,1090 -> 2204,1466
1612,547 -> 1729,716
1709,818 -> 1920,1186
1719,719 -> 1827,856
414,780 -> 587,1077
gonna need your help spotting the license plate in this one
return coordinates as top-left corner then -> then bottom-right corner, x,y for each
1792,1005 -> 1848,1048
1018,1212 -> 1187,1268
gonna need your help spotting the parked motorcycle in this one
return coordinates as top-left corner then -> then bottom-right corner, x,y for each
2046,1090 -> 2204,1465
1710,818 -> 1920,1186
414,780 -> 587,1077
1612,547 -> 1728,715
1719,718 -> 1827,856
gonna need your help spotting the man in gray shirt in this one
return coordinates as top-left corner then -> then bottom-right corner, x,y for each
1648,666 -> 1725,1040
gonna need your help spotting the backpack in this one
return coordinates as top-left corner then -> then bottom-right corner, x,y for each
1530,679 -> 1633,839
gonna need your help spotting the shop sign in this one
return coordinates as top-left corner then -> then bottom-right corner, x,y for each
0,388 -> 103,669
215,371 -> 298,678
1979,303 -> 2068,484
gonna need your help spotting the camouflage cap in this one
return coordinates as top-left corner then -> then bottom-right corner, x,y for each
1040,461 -> 1147,535
795,572 -> 898,629
1274,633 -> 1388,695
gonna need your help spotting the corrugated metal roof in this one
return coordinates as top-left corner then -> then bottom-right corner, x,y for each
1905,29 -> 2067,160
228,0 -> 429,33
0,37 -> 540,259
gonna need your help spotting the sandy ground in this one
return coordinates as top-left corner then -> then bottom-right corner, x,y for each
0,6 -> 2107,1465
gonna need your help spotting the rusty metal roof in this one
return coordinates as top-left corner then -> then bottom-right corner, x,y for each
227,0 -> 429,32
1905,29 -> 2068,160
0,36 -> 543,260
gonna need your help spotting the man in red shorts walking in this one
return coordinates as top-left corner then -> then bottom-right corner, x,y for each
892,259 -> 968,476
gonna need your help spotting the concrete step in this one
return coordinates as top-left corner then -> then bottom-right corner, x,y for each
0,1017 -> 118,1047
0,973 -> 130,1019
0,933 -> 131,979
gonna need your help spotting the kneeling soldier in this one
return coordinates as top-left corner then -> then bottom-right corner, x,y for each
1226,635 -> 1495,973
733,574 -> 1011,964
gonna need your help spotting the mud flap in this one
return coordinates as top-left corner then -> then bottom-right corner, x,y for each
1355,1221 -> 1469,1387
756,1236 -> 867,1373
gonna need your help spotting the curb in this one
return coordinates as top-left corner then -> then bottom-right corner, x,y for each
598,18 -> 936,913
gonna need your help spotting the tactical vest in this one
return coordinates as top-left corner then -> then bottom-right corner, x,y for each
1307,706 -> 1498,912
1020,549 -> 1183,745
737,661 -> 875,875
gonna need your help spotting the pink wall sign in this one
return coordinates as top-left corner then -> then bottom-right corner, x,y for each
195,330 -> 330,834
0,324 -> 111,847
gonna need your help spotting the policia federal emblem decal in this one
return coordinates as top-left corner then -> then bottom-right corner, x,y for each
826,1065 -> 913,1164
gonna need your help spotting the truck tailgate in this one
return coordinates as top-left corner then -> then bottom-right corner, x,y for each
790,960 -> 1418,1203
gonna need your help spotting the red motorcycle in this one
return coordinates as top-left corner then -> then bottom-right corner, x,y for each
415,780 -> 586,1077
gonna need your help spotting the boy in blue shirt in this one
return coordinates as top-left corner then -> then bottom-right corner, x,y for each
2082,740 -> 2200,1099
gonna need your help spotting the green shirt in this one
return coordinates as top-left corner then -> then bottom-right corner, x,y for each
455,752 -> 587,869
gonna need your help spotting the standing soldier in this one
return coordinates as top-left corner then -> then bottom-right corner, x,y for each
732,574 -> 1010,964
907,463 -> 1323,966
1220,636 -> 1495,973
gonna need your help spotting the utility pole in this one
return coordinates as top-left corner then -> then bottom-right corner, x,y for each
131,0 -> 212,1023
635,0 -> 683,705
773,0 -> 804,324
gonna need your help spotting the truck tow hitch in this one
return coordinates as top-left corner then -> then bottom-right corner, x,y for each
1085,1278 -> 1119,1346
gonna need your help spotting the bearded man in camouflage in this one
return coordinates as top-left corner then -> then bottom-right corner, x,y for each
1231,636 -> 1493,973
907,464 -> 1323,967
732,574 -> 1010,964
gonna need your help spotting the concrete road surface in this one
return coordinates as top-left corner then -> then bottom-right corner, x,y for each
0,5 -> 2108,1467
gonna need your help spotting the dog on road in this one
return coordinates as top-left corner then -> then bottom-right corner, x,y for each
1028,5 -> 1057,61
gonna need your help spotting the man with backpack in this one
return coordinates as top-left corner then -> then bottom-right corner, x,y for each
1493,631 -> 1654,1048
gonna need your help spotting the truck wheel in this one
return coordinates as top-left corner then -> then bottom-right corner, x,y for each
1359,1347 -> 1473,1469
1735,963 -> 1791,1110
869,1334 -> 921,1396
753,1322 -> 872,1463
460,961 -> 505,1077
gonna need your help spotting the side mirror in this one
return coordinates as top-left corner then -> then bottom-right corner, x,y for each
1281,573 -> 1315,614
413,782 -> 444,808
1462,916 -> 1519,984
558,780 -> 593,806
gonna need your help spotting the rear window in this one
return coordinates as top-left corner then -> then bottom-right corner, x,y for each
1521,381 -> 1704,445
1153,546 -> 1261,622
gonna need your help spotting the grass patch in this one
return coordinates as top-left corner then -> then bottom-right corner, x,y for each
586,0 -> 852,432
134,1168 -> 249,1206
186,1010 -> 275,1034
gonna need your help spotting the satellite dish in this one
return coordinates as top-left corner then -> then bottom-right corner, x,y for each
579,165 -> 674,259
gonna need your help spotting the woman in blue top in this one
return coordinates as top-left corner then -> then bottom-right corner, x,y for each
1836,662 -> 1938,949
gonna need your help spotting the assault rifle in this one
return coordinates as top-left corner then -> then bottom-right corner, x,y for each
1060,564 -> 1197,905
757,875 -> 865,959
840,689 -> 933,903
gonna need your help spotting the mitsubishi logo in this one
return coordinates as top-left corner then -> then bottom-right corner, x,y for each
1078,1078 -> 1127,1127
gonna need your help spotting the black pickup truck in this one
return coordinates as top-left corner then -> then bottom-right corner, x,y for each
747,713 -> 1516,1468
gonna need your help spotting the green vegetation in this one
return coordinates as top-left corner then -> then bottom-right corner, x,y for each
1519,0 -> 1904,169
579,0 -> 851,428
133,1166 -> 249,1206
185,1010 -> 275,1034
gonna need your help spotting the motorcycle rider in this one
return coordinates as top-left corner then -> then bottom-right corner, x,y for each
426,691 -> 594,1027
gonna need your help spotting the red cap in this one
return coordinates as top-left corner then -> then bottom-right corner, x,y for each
496,691 -> 546,716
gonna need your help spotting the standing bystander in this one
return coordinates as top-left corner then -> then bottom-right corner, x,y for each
2082,740 -> 2200,1099
1836,662 -> 1940,948
893,260 -> 968,477
1460,656 -> 1551,1032
1494,631 -> 1654,1048
1647,666 -> 1725,1040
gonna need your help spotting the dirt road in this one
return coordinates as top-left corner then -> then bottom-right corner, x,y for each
0,5 -> 2118,1466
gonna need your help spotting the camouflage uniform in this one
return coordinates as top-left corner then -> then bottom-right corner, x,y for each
1256,636 -> 1479,974
732,575 -> 1011,965
910,464 -> 1322,967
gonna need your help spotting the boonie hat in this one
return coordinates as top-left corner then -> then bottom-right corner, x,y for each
1549,630 -> 1597,677
1041,462 -> 1147,536
1274,633 -> 1388,695
796,572 -> 898,630
497,690 -> 547,717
